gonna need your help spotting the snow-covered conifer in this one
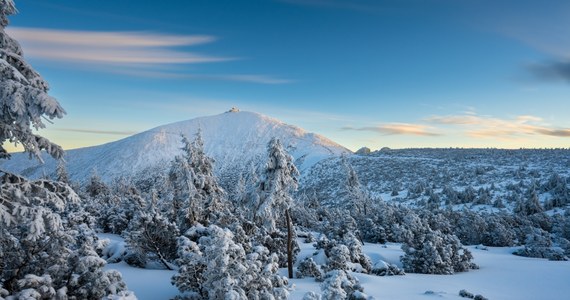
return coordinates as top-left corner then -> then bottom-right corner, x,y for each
172,225 -> 289,299
249,138 -> 299,275
325,245 -> 351,272
253,137 -> 299,231
55,159 -> 70,183
514,227 -> 567,260
0,172 -> 130,298
296,257 -> 324,281
85,169 -> 110,198
0,0 -> 65,160
360,218 -> 387,244
168,132 -> 227,230
125,209 -> 180,269
320,270 -> 366,300
340,155 -> 371,215
401,228 -> 477,274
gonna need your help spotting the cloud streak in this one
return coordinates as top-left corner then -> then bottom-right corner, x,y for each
8,27 -> 216,48
56,128 -> 138,135
426,113 -> 570,138
107,69 -> 293,84
343,123 -> 441,136
6,27 -> 290,84
7,27 -> 230,65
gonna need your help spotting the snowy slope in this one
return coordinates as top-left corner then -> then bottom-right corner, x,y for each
0,110 -> 350,183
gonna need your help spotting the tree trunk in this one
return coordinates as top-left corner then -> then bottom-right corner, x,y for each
285,208 -> 293,278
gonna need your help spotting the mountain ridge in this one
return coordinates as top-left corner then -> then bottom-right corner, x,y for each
0,110 -> 350,184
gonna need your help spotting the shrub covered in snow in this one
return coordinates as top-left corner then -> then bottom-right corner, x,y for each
0,172 -> 130,298
296,257 -> 324,281
125,209 -> 180,269
320,270 -> 369,300
172,225 -> 289,300
401,229 -> 477,274
370,260 -> 405,276
513,227 -> 568,261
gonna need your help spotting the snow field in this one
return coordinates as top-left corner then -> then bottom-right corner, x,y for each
103,235 -> 570,299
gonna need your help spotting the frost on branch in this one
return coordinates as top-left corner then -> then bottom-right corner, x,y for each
0,0 -> 65,161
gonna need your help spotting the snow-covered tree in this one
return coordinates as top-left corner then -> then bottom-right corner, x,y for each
247,138 -> 300,276
360,218 -> 387,244
172,225 -> 289,300
125,209 -> 180,269
168,153 -> 193,225
0,172 -> 130,298
168,132 -> 227,230
320,270 -> 367,300
514,227 -> 567,261
85,178 -> 146,234
64,225 -> 130,299
253,137 -> 299,232
401,228 -> 477,274
296,257 -> 324,281
0,0 -> 65,160
55,159 -> 70,183
325,245 -> 351,272
341,155 -> 371,215
85,169 -> 109,198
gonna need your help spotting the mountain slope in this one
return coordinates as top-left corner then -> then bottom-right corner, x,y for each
0,111 -> 350,184
301,148 -> 570,212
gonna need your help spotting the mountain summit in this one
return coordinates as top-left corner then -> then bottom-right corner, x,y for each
1,111 -> 350,183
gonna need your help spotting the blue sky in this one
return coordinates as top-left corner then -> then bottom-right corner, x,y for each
5,0 -> 570,151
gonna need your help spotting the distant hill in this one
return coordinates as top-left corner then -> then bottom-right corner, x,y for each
0,110 -> 350,185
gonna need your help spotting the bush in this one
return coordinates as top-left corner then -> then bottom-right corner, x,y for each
296,257 -> 324,281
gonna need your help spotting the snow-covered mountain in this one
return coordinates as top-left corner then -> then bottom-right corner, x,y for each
0,110 -> 350,184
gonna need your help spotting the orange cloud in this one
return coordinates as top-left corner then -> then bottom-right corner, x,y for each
343,123 -> 441,136
426,113 -> 570,138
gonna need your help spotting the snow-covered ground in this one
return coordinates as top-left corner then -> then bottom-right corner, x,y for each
102,235 -> 570,300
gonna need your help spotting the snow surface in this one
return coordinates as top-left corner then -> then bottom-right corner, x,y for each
1,111 -> 349,183
103,234 -> 570,300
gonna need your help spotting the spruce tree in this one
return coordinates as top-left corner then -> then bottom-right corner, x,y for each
254,138 -> 299,232
0,0 -> 65,160
253,138 -> 299,277
168,132 -> 227,230
55,159 -> 70,183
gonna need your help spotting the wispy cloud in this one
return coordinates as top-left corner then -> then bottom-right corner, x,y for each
7,27 -> 230,65
343,123 -> 441,136
6,27 -> 290,84
109,69 -> 293,84
425,113 -> 570,138
215,74 -> 293,84
8,28 -> 216,48
56,128 -> 137,135
425,115 -> 482,125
